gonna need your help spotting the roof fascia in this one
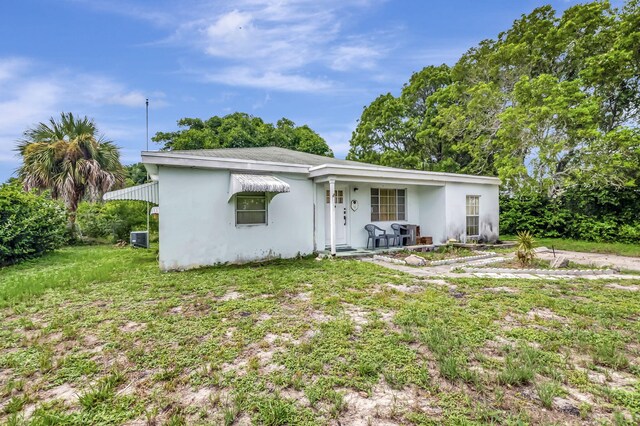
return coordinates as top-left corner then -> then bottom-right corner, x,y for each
141,151 -> 310,175
309,164 -> 500,185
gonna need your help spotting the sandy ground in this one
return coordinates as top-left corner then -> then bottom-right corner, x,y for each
537,249 -> 640,272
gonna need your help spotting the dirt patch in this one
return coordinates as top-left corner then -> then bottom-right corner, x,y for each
339,384 -> 441,425
120,321 -> 145,333
178,386 -> 213,406
293,292 -> 312,302
586,369 -> 637,390
526,308 -> 567,323
342,304 -> 369,331
484,286 -> 519,294
219,291 -> 242,301
421,278 -> 457,290
384,283 -> 424,293
606,283 -> 639,292
538,250 -> 640,272
42,383 -> 78,405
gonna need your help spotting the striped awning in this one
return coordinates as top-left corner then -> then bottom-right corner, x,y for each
229,174 -> 290,200
103,181 -> 159,204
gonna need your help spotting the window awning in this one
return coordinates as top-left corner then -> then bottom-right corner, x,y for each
103,181 -> 159,204
229,174 -> 290,200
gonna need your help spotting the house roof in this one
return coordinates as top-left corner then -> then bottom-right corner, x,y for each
141,147 -> 501,186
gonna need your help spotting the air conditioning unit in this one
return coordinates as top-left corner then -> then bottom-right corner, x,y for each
130,231 -> 149,249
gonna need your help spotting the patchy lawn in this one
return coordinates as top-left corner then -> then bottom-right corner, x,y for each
1,246 -> 639,425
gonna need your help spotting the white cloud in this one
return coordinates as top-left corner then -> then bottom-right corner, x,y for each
0,57 -> 159,165
166,0 -> 389,91
330,45 -> 384,71
203,67 -> 333,92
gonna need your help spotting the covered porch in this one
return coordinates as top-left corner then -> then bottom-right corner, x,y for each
313,172 -> 446,257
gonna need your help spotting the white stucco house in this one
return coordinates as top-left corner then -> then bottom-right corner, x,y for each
104,147 -> 500,271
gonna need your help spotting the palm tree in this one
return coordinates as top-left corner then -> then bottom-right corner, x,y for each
17,112 -> 125,225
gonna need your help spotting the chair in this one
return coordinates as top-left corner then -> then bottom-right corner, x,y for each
391,223 -> 411,247
364,224 -> 391,249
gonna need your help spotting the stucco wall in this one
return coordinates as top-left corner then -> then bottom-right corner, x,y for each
158,167 -> 315,270
444,182 -> 499,242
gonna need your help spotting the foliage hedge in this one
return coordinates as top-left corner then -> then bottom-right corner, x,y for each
500,187 -> 640,243
0,183 -> 67,266
76,200 -> 158,242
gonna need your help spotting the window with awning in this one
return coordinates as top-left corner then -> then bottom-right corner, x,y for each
228,174 -> 290,200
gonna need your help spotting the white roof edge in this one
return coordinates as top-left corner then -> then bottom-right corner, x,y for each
141,151 -> 501,185
142,151 -> 311,173
309,164 -> 501,185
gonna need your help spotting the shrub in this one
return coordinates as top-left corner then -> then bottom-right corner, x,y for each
500,189 -> 640,243
516,231 -> 536,266
0,183 -> 67,266
76,200 -> 157,242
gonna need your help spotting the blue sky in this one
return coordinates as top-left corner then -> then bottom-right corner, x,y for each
0,0 -> 608,181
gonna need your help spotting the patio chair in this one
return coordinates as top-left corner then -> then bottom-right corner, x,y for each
391,223 -> 412,247
364,224 -> 392,250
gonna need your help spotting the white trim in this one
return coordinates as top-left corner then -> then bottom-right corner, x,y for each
142,151 -> 310,174
313,175 -> 445,186
309,164 -> 500,185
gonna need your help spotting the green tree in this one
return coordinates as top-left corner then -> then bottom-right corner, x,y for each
125,163 -> 149,186
17,112 -> 125,225
153,112 -> 333,157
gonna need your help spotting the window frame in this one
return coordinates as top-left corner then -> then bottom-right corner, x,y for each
235,192 -> 268,226
370,188 -> 406,222
465,195 -> 480,236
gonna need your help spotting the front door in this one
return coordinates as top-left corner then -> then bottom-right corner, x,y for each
325,186 -> 347,246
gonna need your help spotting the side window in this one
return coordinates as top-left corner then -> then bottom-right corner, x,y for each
236,193 -> 267,225
466,195 -> 480,236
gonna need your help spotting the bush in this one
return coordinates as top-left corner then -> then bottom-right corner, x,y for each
500,188 -> 640,243
76,201 -> 157,242
0,183 -> 67,266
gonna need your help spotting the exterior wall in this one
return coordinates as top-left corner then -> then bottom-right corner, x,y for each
418,186 -> 447,244
444,182 -> 499,243
158,166 -> 314,270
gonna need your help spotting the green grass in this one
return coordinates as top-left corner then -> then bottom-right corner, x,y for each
1,245 -> 639,424
502,235 -> 640,257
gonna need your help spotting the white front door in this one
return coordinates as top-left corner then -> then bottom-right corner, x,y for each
325,186 -> 347,246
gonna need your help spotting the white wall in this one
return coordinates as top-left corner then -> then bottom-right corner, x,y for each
444,182 -> 499,243
418,186 -> 447,244
158,167 -> 315,270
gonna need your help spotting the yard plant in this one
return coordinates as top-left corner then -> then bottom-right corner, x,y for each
0,246 -> 639,424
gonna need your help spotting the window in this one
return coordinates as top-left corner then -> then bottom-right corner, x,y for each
236,193 -> 267,225
325,189 -> 344,204
466,195 -> 480,236
371,188 -> 406,221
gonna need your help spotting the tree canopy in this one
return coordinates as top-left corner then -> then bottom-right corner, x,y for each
153,112 -> 333,157
348,0 -> 640,197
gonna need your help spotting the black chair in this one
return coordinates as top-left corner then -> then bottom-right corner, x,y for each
365,224 -> 391,249
391,223 -> 411,247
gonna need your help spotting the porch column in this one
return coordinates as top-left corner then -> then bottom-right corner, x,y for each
329,178 -> 336,256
